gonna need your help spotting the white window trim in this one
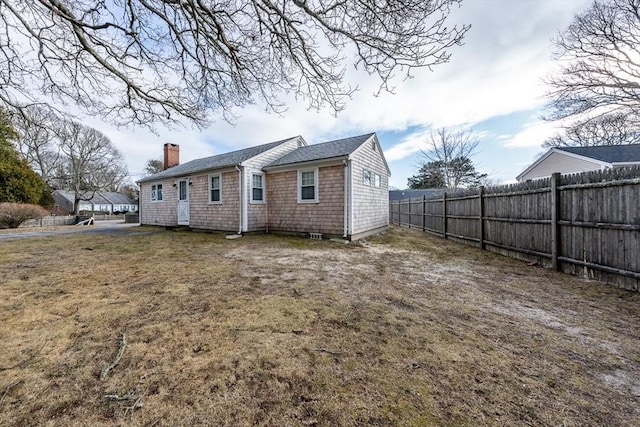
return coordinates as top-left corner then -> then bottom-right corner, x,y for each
208,173 -> 222,204
150,182 -> 163,202
298,168 -> 319,203
250,172 -> 265,204
374,173 -> 381,188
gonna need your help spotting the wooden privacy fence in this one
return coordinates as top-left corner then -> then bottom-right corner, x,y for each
389,167 -> 640,291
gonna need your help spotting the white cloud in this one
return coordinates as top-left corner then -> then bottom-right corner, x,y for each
385,131 -> 427,162
66,0 -> 592,183
503,120 -> 562,148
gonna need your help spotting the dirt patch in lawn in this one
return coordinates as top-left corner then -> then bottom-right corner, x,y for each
0,225 -> 638,426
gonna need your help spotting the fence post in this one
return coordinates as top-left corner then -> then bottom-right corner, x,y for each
422,195 -> 426,232
442,192 -> 447,239
551,173 -> 561,271
392,201 -> 397,224
408,197 -> 411,228
479,186 -> 485,250
390,202 -> 393,224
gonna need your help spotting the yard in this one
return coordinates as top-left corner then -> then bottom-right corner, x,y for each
0,225 -> 638,426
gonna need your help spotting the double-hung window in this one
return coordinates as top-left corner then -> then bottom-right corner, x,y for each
374,174 -> 381,188
298,169 -> 318,203
252,173 -> 264,202
151,183 -> 163,201
209,174 -> 221,203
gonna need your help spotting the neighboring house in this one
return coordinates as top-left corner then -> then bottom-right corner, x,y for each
517,144 -> 640,182
52,190 -> 138,214
137,133 -> 390,240
389,189 -> 448,201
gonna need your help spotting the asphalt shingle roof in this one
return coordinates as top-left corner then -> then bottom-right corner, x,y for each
101,192 -> 136,205
265,133 -> 375,168
558,144 -> 640,163
137,136 -> 301,183
54,190 -> 135,205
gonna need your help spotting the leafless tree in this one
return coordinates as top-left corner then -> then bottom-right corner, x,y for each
0,0 -> 469,128
545,0 -> 640,143
12,106 -> 63,184
56,122 -> 128,214
544,113 -> 640,147
418,127 -> 484,189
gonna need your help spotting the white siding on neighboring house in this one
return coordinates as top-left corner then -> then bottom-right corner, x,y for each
350,136 -> 389,236
519,151 -> 605,181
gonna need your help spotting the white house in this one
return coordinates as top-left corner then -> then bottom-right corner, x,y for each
517,144 -> 640,182
52,190 -> 138,214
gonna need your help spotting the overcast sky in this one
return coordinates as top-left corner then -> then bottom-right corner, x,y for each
85,0 -> 592,189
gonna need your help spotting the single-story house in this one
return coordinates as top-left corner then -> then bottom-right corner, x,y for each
136,133 -> 390,240
53,190 -> 138,214
517,144 -> 640,182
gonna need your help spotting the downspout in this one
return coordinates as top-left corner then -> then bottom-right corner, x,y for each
265,171 -> 269,234
343,159 -> 349,238
235,165 -> 243,234
349,160 -> 354,238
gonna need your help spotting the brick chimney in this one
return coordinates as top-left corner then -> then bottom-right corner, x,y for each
163,143 -> 179,170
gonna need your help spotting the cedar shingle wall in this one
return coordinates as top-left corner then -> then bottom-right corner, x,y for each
351,142 -> 389,234
139,180 -> 178,226
189,172 -> 240,231
243,138 -> 301,232
267,165 -> 344,235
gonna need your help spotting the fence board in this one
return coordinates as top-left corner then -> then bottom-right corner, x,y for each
389,166 -> 640,291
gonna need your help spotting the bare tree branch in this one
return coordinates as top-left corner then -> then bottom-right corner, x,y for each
544,0 -> 640,144
417,127 -> 484,189
0,0 -> 469,127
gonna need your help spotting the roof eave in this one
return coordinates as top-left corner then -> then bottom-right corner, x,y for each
263,156 -> 349,172
136,162 -> 241,184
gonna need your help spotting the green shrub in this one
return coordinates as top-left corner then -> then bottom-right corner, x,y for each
0,203 -> 49,229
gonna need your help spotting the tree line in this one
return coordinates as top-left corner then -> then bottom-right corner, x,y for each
1,106 -> 131,215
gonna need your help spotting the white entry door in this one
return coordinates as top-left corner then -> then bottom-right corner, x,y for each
177,179 -> 189,225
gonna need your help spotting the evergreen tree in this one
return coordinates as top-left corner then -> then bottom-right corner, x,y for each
0,109 -> 52,206
407,161 -> 446,189
408,156 -> 487,189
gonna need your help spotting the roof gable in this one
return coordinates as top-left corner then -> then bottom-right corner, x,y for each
138,136 -> 301,183
264,133 -> 376,168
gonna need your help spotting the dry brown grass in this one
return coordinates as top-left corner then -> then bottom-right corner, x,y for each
0,225 -> 638,426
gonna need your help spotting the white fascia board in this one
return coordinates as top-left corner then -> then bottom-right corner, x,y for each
516,148 -> 555,181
